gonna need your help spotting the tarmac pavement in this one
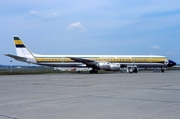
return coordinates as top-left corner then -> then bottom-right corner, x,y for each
0,71 -> 180,119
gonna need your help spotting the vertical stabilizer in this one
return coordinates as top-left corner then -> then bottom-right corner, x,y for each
13,36 -> 37,63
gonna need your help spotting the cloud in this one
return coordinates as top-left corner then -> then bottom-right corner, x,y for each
28,10 -> 40,19
152,45 -> 160,49
67,22 -> 86,32
29,10 -> 39,15
27,10 -> 59,21
46,13 -> 58,18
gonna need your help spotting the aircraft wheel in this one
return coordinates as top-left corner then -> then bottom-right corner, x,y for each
89,70 -> 93,73
89,69 -> 98,74
94,70 -> 98,73
161,69 -> 164,73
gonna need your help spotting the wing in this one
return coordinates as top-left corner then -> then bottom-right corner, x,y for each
4,54 -> 27,62
68,57 -> 97,66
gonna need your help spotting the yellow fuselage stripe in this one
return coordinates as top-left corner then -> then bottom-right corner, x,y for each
35,57 -> 167,63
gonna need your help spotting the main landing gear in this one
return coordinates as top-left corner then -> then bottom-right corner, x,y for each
89,69 -> 98,74
126,66 -> 138,73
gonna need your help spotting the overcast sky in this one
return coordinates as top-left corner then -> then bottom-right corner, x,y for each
1,0 -> 180,65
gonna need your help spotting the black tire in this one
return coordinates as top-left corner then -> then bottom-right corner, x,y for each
89,70 -> 93,73
94,70 -> 98,73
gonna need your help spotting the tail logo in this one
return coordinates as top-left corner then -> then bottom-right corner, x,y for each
14,37 -> 25,48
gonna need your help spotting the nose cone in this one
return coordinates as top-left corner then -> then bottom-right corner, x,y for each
168,60 -> 176,67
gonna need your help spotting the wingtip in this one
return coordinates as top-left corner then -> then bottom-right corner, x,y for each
4,53 -> 10,56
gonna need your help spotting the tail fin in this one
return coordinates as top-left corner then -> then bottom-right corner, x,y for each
13,36 -> 37,63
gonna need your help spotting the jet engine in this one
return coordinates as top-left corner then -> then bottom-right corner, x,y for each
96,62 -> 120,71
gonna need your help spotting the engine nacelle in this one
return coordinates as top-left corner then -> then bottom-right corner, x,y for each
96,62 -> 120,71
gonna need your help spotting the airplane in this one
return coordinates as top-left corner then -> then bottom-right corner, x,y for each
5,36 -> 176,73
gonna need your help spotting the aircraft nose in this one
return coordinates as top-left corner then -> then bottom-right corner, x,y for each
168,60 -> 176,67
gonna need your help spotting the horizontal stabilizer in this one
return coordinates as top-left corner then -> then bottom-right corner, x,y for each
4,54 -> 27,62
